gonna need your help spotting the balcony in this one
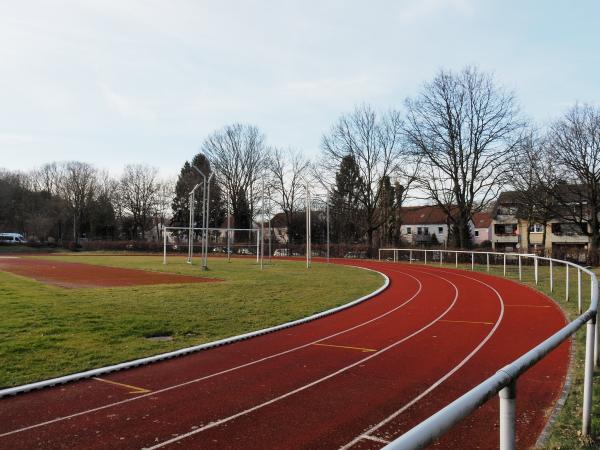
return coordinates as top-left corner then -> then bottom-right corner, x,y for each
493,234 -> 519,243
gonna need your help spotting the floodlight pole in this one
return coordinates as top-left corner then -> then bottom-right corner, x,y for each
202,172 -> 214,270
306,180 -> 311,269
187,183 -> 201,264
268,187 -> 272,263
326,201 -> 330,263
261,178 -> 265,270
191,165 -> 209,270
227,188 -> 231,263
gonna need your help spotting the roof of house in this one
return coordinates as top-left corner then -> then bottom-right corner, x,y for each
400,205 -> 453,225
472,212 -> 492,228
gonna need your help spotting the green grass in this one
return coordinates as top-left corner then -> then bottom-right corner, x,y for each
0,254 -> 383,388
407,255 -> 599,449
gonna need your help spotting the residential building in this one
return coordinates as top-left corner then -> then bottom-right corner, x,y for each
399,205 -> 453,246
472,212 -> 492,245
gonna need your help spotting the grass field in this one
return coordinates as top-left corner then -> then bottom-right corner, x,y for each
0,254 -> 383,388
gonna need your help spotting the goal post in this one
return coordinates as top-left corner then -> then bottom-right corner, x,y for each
163,226 -> 261,265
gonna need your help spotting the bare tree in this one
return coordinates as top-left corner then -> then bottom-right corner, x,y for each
154,177 -> 175,239
508,130 -> 557,250
321,103 -> 413,249
545,103 -> 600,262
269,147 -> 310,243
60,161 -> 98,243
404,66 -> 524,248
119,164 -> 160,239
203,124 -> 268,233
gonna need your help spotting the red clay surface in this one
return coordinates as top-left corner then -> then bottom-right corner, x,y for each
0,257 -> 219,288
0,259 -> 569,449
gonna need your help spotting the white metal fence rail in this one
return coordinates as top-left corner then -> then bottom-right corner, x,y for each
378,248 -> 598,450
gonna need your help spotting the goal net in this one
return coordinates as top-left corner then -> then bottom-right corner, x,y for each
162,226 -> 260,264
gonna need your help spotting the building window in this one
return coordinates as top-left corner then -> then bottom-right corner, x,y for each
423,227 -> 429,235
406,227 -> 412,235
417,227 -> 422,235
475,230 -> 480,237
438,227 -> 443,234
494,224 -> 517,236
529,223 -> 544,233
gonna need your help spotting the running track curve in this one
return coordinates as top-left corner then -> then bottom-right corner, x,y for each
0,259 -> 569,449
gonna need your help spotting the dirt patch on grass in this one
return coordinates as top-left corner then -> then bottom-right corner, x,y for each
0,257 -> 219,288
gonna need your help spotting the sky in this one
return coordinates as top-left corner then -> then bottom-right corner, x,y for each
1,0 -> 599,178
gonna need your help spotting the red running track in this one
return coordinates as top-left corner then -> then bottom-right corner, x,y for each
0,260 -> 569,449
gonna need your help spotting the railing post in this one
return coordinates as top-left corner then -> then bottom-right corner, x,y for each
379,249 -> 381,261
440,250 -> 443,266
499,380 -> 517,450
578,269 -> 582,314
424,250 -> 427,265
534,256 -> 538,285
504,253 -> 507,277
566,265 -> 570,302
471,252 -> 474,271
517,255 -> 521,280
550,260 -> 553,292
582,317 -> 595,436
409,249 -> 413,264
455,252 -> 458,268
394,250 -> 397,263
486,253 -> 490,272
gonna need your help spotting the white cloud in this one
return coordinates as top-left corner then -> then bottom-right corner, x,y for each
99,83 -> 157,122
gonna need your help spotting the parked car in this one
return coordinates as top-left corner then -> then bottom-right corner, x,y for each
344,251 -> 367,259
0,233 -> 26,244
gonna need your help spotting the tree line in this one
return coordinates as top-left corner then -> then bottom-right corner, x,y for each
1,66 -> 599,258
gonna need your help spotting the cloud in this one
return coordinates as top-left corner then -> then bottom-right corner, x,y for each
396,0 -> 474,22
99,83 -> 156,121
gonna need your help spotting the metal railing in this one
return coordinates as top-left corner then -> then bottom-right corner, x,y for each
378,248 -> 598,450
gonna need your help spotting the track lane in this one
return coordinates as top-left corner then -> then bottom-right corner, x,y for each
0,265 -> 419,438
0,260 -> 569,450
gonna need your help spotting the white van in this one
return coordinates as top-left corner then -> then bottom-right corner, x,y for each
0,233 -> 26,244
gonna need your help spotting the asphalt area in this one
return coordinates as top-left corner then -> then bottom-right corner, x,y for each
0,259 -> 569,449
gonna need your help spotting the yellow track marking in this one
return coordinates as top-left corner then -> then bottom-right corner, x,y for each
506,305 -> 551,308
93,377 -> 151,394
439,320 -> 493,325
314,343 -> 377,353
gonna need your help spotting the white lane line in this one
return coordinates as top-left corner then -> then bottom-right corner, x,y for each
362,434 -> 390,444
143,274 -> 460,449
0,268 -> 423,438
340,267 -> 505,450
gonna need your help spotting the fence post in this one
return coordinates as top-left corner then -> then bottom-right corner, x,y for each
550,260 -> 553,292
486,253 -> 490,272
517,255 -> 521,280
499,380 -> 517,450
534,256 -> 538,285
455,252 -> 458,268
471,252 -> 474,271
440,250 -> 443,266
578,269 -> 582,314
503,253 -> 507,277
424,250 -> 427,265
582,317 -> 596,436
394,250 -> 397,263
379,249 -> 381,261
566,265 -> 570,302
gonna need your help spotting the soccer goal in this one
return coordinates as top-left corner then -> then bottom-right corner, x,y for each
162,226 -> 261,265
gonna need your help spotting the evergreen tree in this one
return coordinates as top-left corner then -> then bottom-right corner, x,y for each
171,154 -> 226,234
330,155 -> 363,244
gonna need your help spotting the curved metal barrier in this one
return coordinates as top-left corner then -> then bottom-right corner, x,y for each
378,248 -> 598,450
